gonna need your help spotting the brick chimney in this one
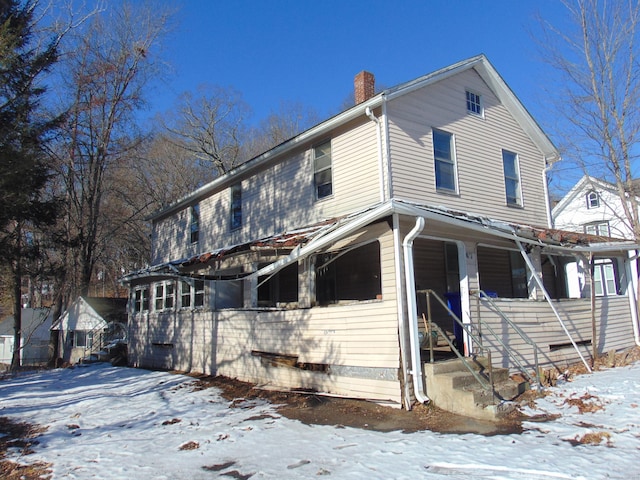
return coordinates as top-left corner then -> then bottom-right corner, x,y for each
354,70 -> 375,104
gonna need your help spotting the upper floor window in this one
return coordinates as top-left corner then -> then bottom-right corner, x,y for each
190,204 -> 200,244
584,221 -> 610,237
586,191 -> 600,208
230,183 -> 242,230
502,150 -> 522,206
133,286 -> 149,313
313,141 -> 332,199
432,129 -> 457,193
466,90 -> 483,116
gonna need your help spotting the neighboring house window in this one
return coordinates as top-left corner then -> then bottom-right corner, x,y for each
313,140 -> 332,199
315,241 -> 381,305
155,281 -> 175,310
466,90 -> 483,116
190,204 -> 200,244
230,183 -> 242,230
257,262 -> 298,307
477,246 -> 529,298
592,258 -> 619,296
502,150 -> 522,206
134,286 -> 149,313
73,330 -> 93,348
584,222 -> 610,236
432,129 -> 457,192
586,191 -> 600,208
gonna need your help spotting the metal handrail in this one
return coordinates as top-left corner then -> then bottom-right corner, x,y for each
471,290 -> 541,388
419,290 -> 495,401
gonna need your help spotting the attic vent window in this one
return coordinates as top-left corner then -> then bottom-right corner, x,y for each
466,90 -> 483,116
586,191 -> 600,208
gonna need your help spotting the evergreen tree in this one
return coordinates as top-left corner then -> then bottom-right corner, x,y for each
0,0 -> 60,370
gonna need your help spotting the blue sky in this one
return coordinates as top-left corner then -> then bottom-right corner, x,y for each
148,0 -> 577,190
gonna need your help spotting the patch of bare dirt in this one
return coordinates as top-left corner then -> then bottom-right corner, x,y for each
187,375 -> 524,435
0,417 -> 51,480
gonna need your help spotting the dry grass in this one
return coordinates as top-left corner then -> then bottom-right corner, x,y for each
0,417 -> 51,480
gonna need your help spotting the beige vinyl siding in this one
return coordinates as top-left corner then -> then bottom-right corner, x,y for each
152,118 -> 382,264
388,68 -> 549,226
474,296 -> 635,371
130,226 -> 402,403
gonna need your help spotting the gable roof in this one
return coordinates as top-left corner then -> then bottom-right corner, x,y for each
552,175 -> 640,220
151,54 -> 560,222
51,296 -> 127,330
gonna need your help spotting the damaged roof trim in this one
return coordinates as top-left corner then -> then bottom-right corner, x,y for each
123,199 -> 640,285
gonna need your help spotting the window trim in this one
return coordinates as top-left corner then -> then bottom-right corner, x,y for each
180,279 -> 206,309
592,258 -> 619,296
584,221 -> 610,237
230,183 -> 242,230
432,128 -> 458,194
154,281 -> 175,311
190,204 -> 200,244
133,286 -> 150,313
586,190 -> 600,209
502,149 -> 522,207
465,89 -> 483,117
313,140 -> 333,200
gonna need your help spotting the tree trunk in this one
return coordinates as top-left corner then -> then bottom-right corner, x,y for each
11,260 -> 22,371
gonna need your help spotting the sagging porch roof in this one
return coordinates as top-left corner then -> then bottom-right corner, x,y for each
121,199 -> 640,284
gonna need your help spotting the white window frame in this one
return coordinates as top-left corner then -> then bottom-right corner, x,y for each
133,286 -> 149,313
230,183 -> 242,230
593,258 -> 618,296
584,222 -> 610,236
432,129 -> 458,193
154,281 -> 175,311
190,204 -> 200,244
313,140 -> 333,200
502,150 -> 522,206
586,191 -> 600,209
465,90 -> 483,117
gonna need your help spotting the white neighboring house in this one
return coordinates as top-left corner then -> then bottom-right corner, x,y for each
0,308 -> 54,368
553,175 -> 639,240
51,296 -> 127,365
553,175 -> 640,298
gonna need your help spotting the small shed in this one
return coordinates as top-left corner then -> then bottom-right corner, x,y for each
51,297 -> 127,364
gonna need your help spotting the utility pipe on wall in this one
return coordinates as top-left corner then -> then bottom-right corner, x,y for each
402,216 -> 430,405
365,106 -> 386,203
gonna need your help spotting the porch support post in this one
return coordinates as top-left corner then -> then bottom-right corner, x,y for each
514,238 -> 592,372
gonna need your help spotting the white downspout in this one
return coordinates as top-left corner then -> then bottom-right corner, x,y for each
393,214 -> 413,410
365,106 -> 386,202
543,160 -> 554,228
402,216 -> 429,405
515,238 -> 592,372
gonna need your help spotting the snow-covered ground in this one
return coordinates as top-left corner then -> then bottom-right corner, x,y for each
1,362 -> 639,479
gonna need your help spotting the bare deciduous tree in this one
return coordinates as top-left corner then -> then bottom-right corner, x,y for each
52,1 -> 172,300
542,0 -> 640,239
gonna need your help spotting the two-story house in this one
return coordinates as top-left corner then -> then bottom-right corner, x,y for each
122,55 -> 640,413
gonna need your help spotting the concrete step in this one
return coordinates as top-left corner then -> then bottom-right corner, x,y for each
423,358 -> 529,421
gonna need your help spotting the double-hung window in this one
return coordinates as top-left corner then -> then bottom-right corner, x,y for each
313,141 -> 332,199
230,183 -> 242,230
432,129 -> 457,192
181,281 -> 192,308
190,204 -> 200,244
502,150 -> 522,206
134,286 -> 149,313
593,258 -> 618,296
155,282 -> 175,311
180,279 -> 206,308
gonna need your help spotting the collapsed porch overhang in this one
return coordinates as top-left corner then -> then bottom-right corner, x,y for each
122,198 -> 640,285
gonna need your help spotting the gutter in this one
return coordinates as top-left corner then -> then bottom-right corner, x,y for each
402,217 -> 430,405
365,106 -> 386,203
